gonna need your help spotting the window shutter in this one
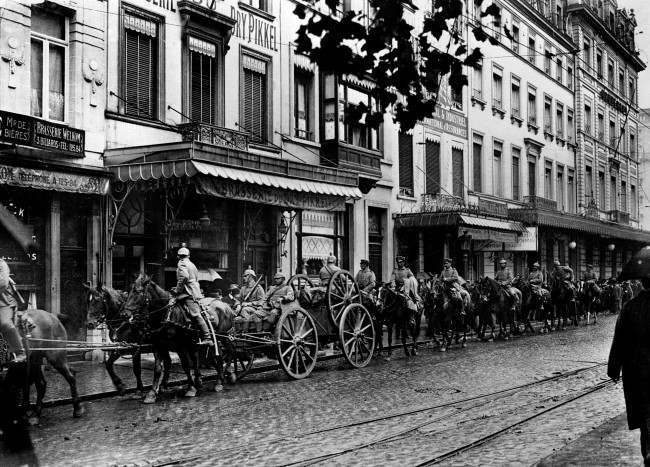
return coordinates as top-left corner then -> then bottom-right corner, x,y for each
191,51 -> 215,124
452,148 -> 464,198
242,56 -> 267,142
398,132 -> 413,191
124,17 -> 157,118
425,140 -> 440,194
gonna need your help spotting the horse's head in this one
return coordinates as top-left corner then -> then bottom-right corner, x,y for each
85,282 -> 125,329
123,273 -> 154,317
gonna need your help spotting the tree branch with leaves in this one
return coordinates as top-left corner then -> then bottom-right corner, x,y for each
294,0 -> 501,132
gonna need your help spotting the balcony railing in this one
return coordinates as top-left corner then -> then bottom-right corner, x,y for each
524,195 -> 558,211
608,210 -> 630,225
179,122 -> 249,151
421,193 -> 466,213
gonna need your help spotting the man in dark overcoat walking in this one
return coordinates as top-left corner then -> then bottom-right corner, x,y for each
608,277 -> 650,465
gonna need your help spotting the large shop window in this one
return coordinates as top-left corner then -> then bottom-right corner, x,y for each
398,132 -> 414,196
123,10 -> 159,119
189,36 -> 217,124
0,187 -> 46,314
31,8 -> 67,121
300,211 -> 341,277
242,54 -> 269,142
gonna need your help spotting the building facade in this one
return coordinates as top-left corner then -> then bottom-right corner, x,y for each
638,108 -> 650,230
391,0 -> 649,282
567,0 -> 647,280
0,0 -> 110,341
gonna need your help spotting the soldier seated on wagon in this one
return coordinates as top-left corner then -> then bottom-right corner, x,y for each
261,272 -> 294,329
236,268 -> 266,332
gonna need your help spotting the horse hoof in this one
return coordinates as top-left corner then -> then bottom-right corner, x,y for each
213,384 -> 224,392
116,383 -> 127,396
461,342 -> 467,349
184,387 -> 197,398
227,372 -> 237,385
73,405 -> 85,418
143,391 -> 157,404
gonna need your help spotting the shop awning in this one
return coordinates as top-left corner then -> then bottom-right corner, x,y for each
109,159 -> 363,199
510,208 -> 650,243
394,212 -> 526,233
458,215 -> 528,233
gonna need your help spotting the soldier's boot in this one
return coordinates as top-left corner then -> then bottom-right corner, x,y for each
194,315 -> 213,346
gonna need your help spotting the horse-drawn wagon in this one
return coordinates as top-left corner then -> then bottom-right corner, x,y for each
221,270 -> 376,381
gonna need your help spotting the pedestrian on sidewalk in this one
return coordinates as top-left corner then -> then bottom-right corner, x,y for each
608,277 -> 650,466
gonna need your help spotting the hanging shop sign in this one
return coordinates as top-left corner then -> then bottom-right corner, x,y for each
0,110 -> 85,156
196,177 -> 346,211
0,164 -> 109,195
461,227 -> 517,244
503,226 -> 537,251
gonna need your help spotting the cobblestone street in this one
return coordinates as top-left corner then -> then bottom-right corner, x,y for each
1,314 -> 640,466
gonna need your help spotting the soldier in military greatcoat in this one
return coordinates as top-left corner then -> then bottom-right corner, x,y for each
355,259 -> 377,294
173,246 -> 212,346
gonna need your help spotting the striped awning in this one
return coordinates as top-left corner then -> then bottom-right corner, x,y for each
109,159 -> 362,198
459,215 -> 527,233
394,212 -> 526,234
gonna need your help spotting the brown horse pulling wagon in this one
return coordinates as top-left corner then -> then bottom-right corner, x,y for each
222,270 -> 376,381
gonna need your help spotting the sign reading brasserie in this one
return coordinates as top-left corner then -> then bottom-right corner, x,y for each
0,164 -> 108,195
0,110 -> 85,156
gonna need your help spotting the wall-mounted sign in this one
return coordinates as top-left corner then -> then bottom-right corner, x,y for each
230,6 -> 278,51
0,110 -> 85,156
422,107 -> 468,139
0,164 -> 108,195
503,227 -> 537,251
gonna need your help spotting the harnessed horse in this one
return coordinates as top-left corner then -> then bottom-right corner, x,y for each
85,283 -> 146,395
578,280 -> 601,325
123,274 -> 232,404
512,276 -> 548,334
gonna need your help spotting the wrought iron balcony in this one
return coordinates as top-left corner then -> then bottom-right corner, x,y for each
524,195 -> 558,211
608,209 -> 630,225
321,140 -> 382,193
178,122 -> 249,151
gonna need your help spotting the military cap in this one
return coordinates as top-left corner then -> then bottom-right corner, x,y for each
177,246 -> 190,256
360,259 -> 369,265
395,255 -> 406,262
327,255 -> 337,264
553,259 -> 561,266
532,262 -> 540,268
243,267 -> 256,277
228,284 -> 240,291
499,259 -> 507,264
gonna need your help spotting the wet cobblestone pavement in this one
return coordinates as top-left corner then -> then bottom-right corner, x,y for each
1,314 -> 641,466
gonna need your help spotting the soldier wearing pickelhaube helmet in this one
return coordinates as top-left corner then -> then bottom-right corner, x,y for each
173,245 -> 212,346
355,259 -> 377,294
264,272 -> 294,311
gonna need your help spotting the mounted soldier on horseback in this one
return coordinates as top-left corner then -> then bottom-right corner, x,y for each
0,258 -> 26,364
495,259 -> 520,314
581,264 -> 601,324
550,259 -> 578,328
172,246 -> 212,346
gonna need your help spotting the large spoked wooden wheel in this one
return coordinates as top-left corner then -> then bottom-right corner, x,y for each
338,303 -> 375,368
223,347 -> 255,383
276,307 -> 318,380
327,270 -> 361,324
289,274 -> 315,308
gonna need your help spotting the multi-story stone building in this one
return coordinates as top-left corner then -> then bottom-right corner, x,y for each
101,0 -> 391,290
392,0 -> 650,281
638,108 -> 650,230
566,0 -> 648,280
0,0 -> 110,340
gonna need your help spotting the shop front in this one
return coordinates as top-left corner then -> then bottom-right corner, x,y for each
0,110 -> 109,341
106,141 -> 361,292
393,194 -> 527,281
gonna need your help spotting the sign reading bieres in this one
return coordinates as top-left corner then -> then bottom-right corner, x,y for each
0,110 -> 85,156
230,6 -> 278,51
